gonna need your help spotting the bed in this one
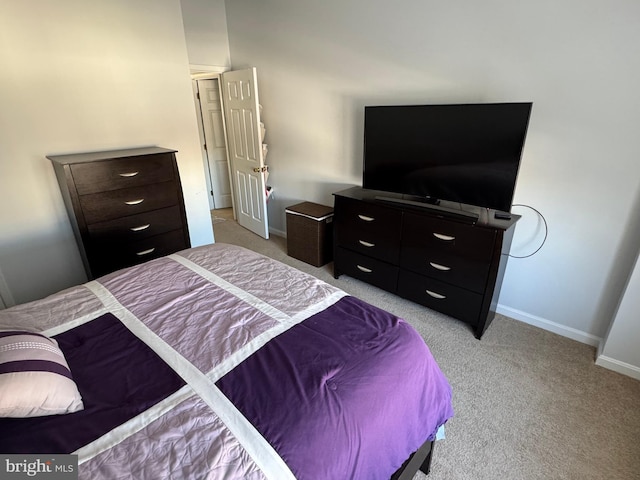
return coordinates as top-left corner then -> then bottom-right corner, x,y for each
0,243 -> 453,479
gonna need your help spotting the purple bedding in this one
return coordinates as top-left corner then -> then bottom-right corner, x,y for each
0,313 -> 185,453
0,244 -> 453,479
217,295 -> 453,479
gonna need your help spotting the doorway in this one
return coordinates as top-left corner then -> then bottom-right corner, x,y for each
192,77 -> 233,212
191,67 -> 270,240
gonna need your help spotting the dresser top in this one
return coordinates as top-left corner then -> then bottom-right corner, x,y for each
334,186 -> 520,230
47,147 -> 177,165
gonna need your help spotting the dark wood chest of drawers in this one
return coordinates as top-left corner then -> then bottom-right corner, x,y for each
333,187 -> 519,338
48,147 -> 190,279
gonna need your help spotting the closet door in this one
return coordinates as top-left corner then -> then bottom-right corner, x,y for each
220,67 -> 269,239
196,78 -> 232,209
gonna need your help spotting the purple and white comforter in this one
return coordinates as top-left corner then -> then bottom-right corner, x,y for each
0,243 -> 453,479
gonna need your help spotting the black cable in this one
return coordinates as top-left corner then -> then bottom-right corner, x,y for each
508,204 -> 548,258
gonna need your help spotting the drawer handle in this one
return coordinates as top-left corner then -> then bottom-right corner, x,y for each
358,214 -> 375,222
433,232 -> 455,242
358,240 -> 375,248
426,290 -> 446,300
124,199 -> 145,205
130,224 -> 151,232
429,262 -> 451,271
356,265 -> 373,273
136,248 -> 155,256
118,171 -> 140,177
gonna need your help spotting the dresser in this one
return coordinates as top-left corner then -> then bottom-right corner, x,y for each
48,147 -> 191,279
333,187 -> 519,338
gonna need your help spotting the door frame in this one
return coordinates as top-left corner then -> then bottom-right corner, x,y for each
0,266 -> 15,310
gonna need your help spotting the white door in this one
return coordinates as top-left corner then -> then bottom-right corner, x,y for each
195,79 -> 233,209
220,67 -> 269,239
0,266 -> 14,309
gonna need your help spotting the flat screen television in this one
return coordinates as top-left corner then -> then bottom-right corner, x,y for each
362,102 -> 532,213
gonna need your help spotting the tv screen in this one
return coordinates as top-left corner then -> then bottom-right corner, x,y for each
362,102 -> 532,212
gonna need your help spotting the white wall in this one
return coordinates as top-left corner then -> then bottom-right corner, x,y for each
597,250 -> 640,380
224,0 -> 640,343
0,0 -> 214,305
180,0 -> 230,68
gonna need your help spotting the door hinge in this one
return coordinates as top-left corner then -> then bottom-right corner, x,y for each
196,91 -> 200,100
203,143 -> 207,151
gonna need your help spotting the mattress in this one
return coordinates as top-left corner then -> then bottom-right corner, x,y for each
0,243 -> 453,479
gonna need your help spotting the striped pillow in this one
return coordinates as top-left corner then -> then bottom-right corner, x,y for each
0,331 -> 84,417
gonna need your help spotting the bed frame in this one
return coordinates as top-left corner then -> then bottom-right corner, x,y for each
391,439 -> 435,479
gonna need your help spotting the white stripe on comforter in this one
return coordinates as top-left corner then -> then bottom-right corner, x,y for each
0,244 -> 347,480
81,279 -> 297,480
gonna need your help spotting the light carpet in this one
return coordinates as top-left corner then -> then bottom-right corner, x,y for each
211,210 -> 640,480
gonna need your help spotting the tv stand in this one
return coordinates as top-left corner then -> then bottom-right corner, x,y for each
333,187 -> 519,338
374,195 -> 479,224
419,196 -> 440,206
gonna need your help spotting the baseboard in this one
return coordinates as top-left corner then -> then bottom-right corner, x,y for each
269,226 -> 286,238
595,355 -> 640,381
496,304 -> 602,347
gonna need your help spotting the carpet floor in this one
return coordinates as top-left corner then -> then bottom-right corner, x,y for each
211,209 -> 640,480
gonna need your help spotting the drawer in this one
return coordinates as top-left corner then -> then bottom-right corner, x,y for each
71,153 -> 176,195
88,229 -> 189,277
335,247 -> 398,292
400,249 -> 490,293
79,181 -> 179,224
334,197 -> 402,263
87,206 -> 184,244
402,212 -> 496,261
397,270 -> 483,326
